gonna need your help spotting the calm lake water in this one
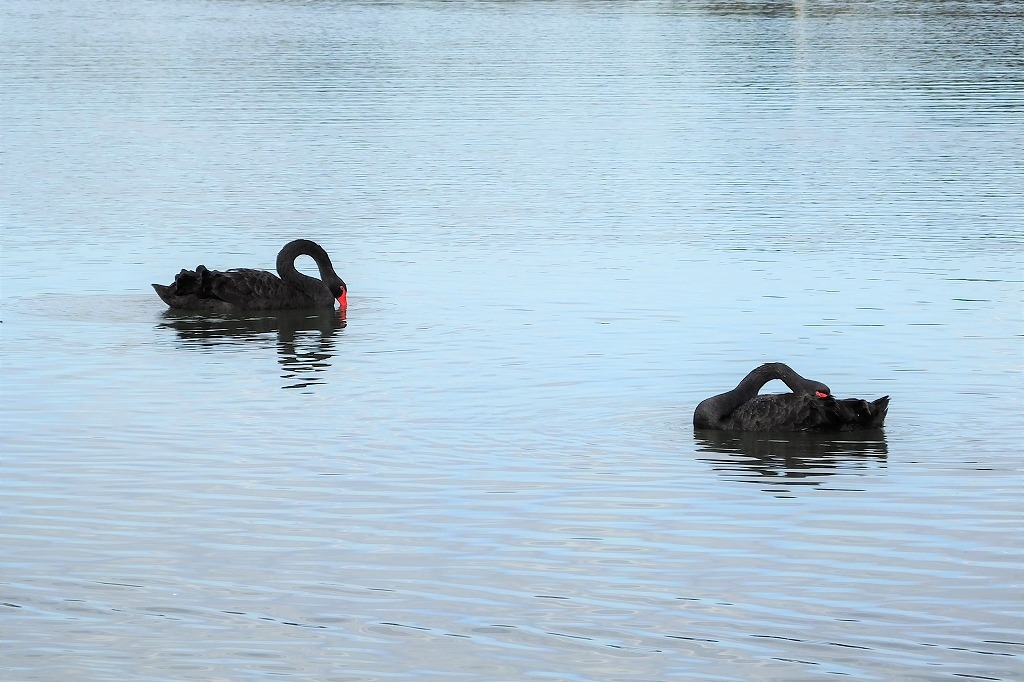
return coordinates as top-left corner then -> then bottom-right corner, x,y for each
3,1 -> 1023,680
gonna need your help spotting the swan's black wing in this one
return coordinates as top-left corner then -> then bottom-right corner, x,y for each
721,393 -> 890,432
153,265 -> 302,310
209,268 -> 298,309
720,393 -> 833,431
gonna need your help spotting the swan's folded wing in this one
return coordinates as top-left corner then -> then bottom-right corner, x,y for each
727,393 -> 838,431
211,268 -> 288,308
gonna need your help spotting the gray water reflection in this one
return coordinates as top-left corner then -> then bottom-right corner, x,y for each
695,430 -> 888,493
157,309 -> 346,391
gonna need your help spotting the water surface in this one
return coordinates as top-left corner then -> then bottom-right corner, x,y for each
3,1 -> 1022,680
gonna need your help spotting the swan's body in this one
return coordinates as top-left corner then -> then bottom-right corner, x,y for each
153,239 -> 347,312
693,362 -> 888,432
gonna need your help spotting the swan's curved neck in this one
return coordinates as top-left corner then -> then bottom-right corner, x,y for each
694,362 -> 819,428
732,362 -> 810,399
276,239 -> 336,286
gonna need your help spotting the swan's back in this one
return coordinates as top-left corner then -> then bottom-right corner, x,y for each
719,393 -> 889,432
719,393 -> 828,431
154,265 -> 317,311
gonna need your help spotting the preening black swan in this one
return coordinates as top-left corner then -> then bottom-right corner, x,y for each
693,362 -> 889,432
153,239 -> 347,312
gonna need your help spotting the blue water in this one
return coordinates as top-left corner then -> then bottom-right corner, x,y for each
3,1 -> 1022,680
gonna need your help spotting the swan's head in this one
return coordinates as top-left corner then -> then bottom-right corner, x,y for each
328,277 -> 348,311
811,381 -> 832,399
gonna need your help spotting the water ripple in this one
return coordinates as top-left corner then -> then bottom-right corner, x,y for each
3,1 -> 1022,680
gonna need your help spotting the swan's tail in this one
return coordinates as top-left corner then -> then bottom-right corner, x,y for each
152,283 -> 173,304
870,396 -> 890,428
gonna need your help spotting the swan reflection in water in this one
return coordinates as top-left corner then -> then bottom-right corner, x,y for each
694,429 -> 888,494
157,309 -> 346,391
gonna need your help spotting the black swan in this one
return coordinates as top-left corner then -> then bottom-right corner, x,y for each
153,239 -> 347,312
693,362 -> 889,432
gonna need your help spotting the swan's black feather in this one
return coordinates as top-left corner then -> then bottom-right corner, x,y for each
210,268 -> 309,309
834,395 -> 889,429
721,393 -> 888,432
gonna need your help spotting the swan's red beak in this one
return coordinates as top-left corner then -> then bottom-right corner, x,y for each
337,290 -> 348,311
816,391 -> 829,399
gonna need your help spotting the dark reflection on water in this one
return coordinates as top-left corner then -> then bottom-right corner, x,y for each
694,429 -> 887,494
157,309 -> 346,391
695,0 -> 1024,18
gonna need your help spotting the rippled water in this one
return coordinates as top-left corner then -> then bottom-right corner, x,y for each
3,1 -> 1023,680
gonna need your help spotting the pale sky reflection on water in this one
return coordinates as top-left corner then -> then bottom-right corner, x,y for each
2,1 -> 1023,680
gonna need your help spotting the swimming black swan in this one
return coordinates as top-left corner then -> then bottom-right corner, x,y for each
153,239 -> 347,312
693,362 -> 889,432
